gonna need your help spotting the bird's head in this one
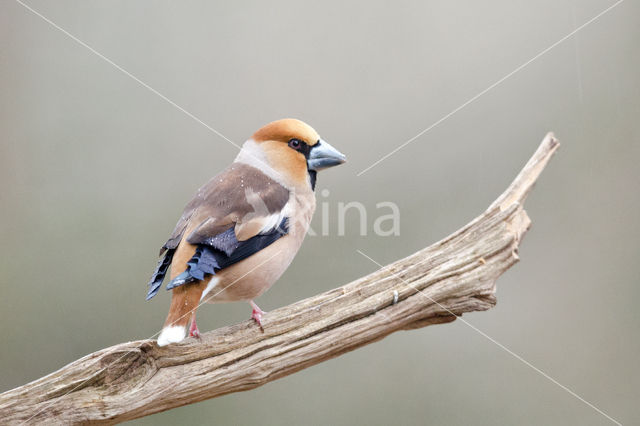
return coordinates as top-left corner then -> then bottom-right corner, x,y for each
238,118 -> 346,190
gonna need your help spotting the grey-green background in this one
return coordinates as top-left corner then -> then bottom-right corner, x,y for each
1,0 -> 638,424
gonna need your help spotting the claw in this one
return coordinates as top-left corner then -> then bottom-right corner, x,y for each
189,314 -> 201,339
249,300 -> 265,331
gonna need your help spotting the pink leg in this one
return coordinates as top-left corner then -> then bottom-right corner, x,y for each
250,300 -> 266,330
189,312 -> 201,338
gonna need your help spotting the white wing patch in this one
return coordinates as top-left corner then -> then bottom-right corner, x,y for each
235,188 -> 290,240
200,276 -> 220,302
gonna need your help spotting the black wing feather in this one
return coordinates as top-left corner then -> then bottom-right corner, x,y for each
195,226 -> 240,256
152,218 -> 288,295
217,218 -> 288,269
146,249 -> 176,300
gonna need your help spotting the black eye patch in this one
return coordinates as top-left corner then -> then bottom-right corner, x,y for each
288,138 -> 312,159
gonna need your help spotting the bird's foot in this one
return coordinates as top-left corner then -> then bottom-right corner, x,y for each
251,309 -> 264,327
250,301 -> 265,331
189,317 -> 201,339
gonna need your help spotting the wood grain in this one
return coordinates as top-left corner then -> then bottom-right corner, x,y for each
0,133 -> 559,424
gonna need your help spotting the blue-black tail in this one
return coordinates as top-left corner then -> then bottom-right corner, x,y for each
146,249 -> 175,300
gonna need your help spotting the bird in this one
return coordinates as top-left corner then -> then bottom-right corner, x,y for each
146,118 -> 346,346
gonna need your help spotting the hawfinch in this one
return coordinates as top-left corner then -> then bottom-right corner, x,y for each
147,119 -> 346,346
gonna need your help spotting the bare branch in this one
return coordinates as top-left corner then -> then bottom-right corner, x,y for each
0,133 -> 560,424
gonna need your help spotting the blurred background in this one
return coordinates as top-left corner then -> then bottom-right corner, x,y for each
1,0 -> 638,424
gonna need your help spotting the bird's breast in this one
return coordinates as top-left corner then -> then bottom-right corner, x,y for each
205,189 -> 316,303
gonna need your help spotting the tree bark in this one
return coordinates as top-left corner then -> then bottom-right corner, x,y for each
0,133 -> 560,424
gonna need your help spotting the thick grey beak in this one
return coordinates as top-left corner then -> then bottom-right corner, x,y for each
307,139 -> 346,171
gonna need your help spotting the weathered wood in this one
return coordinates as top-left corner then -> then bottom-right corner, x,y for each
0,133 -> 559,424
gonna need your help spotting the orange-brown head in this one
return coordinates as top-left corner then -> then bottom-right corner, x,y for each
237,118 -> 346,190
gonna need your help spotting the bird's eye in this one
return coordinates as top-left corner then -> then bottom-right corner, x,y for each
288,139 -> 302,150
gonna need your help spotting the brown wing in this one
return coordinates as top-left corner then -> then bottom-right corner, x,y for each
147,163 -> 290,300
160,163 -> 290,254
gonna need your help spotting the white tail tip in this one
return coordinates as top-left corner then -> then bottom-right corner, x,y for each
157,325 -> 186,346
